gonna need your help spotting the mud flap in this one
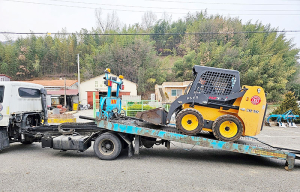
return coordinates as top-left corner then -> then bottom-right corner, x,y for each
0,129 -> 10,150
136,108 -> 168,125
285,154 -> 295,171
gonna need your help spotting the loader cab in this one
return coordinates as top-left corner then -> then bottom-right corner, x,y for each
189,66 -> 241,98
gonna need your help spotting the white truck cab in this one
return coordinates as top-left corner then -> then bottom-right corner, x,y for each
0,81 -> 48,147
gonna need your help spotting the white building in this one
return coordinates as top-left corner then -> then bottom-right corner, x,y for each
0,74 -> 11,81
22,80 -> 78,110
80,73 -> 137,107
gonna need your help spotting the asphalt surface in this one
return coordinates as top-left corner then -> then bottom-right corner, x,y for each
1,110 -> 300,192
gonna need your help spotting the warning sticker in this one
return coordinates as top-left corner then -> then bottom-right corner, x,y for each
251,95 -> 261,105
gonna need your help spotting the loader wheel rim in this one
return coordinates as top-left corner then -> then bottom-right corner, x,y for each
181,114 -> 198,131
99,139 -> 115,156
219,121 -> 238,138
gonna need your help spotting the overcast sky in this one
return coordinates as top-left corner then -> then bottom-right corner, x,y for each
0,0 -> 300,49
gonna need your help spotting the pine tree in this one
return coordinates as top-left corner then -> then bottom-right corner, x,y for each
273,91 -> 300,115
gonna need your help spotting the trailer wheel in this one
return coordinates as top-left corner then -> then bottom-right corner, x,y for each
176,108 -> 204,135
21,141 -> 33,144
212,115 -> 243,142
141,137 -> 156,148
94,133 -> 122,160
21,135 -> 34,144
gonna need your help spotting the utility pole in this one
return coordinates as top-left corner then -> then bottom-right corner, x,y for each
64,77 -> 66,107
77,54 -> 80,103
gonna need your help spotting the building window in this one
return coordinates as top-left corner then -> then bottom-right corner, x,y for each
95,81 -> 98,87
171,89 -> 182,96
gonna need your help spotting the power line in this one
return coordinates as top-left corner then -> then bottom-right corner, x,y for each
47,0 -> 300,12
1,30 -> 300,36
2,0 -> 300,15
145,0 -> 300,6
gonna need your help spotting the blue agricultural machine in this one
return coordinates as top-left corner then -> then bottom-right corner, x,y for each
98,68 -> 125,119
266,110 -> 299,128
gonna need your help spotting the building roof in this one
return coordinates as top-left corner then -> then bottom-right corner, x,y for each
82,73 -> 137,85
22,80 -> 78,87
160,81 -> 192,88
0,74 -> 11,79
47,89 -> 78,95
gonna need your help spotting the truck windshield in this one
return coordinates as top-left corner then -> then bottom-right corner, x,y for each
0,86 -> 4,103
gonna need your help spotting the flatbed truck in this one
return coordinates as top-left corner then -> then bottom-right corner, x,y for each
1,71 -> 300,171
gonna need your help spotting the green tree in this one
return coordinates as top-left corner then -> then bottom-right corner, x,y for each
273,91 -> 300,115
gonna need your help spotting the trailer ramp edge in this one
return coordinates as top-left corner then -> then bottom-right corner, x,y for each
97,120 -> 296,170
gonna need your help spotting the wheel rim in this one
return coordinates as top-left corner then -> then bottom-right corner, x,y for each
181,114 -> 198,131
99,139 -> 115,155
219,121 -> 238,138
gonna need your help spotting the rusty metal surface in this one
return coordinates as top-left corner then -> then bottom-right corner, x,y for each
97,119 -> 296,169
135,108 -> 168,125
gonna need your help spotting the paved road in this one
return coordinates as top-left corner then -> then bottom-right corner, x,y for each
1,112 -> 300,192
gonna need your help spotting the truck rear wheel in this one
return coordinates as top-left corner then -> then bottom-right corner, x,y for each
176,108 -> 204,135
212,115 -> 243,142
94,133 -> 122,160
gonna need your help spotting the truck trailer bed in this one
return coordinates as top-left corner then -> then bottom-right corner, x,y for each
96,119 -> 298,170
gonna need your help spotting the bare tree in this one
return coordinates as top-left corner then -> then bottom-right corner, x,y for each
2,33 -> 13,42
95,9 -> 121,33
141,11 -> 157,31
161,12 -> 172,23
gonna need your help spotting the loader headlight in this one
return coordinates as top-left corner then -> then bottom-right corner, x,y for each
257,88 -> 261,94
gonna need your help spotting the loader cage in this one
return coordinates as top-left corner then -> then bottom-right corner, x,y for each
190,66 -> 241,96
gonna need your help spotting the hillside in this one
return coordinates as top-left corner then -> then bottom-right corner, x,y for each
0,12 -> 299,101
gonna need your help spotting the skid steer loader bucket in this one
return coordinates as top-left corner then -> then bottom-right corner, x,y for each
136,108 -> 168,125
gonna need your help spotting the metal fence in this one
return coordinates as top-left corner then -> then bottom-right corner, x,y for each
93,92 -> 170,118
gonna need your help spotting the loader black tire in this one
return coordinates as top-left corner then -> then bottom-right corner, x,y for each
176,108 -> 204,135
94,133 -> 122,160
212,115 -> 243,142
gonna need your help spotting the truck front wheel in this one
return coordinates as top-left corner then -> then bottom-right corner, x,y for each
94,133 -> 122,160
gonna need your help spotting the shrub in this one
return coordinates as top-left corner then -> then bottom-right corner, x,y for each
126,104 -> 155,117
272,91 -> 300,123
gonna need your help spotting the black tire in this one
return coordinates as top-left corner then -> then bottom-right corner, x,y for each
21,141 -> 33,144
21,135 -> 34,144
94,133 -> 122,160
141,137 -> 156,148
176,108 -> 204,135
212,115 -> 243,142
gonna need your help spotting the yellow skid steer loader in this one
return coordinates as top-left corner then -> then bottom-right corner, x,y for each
137,66 -> 267,142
